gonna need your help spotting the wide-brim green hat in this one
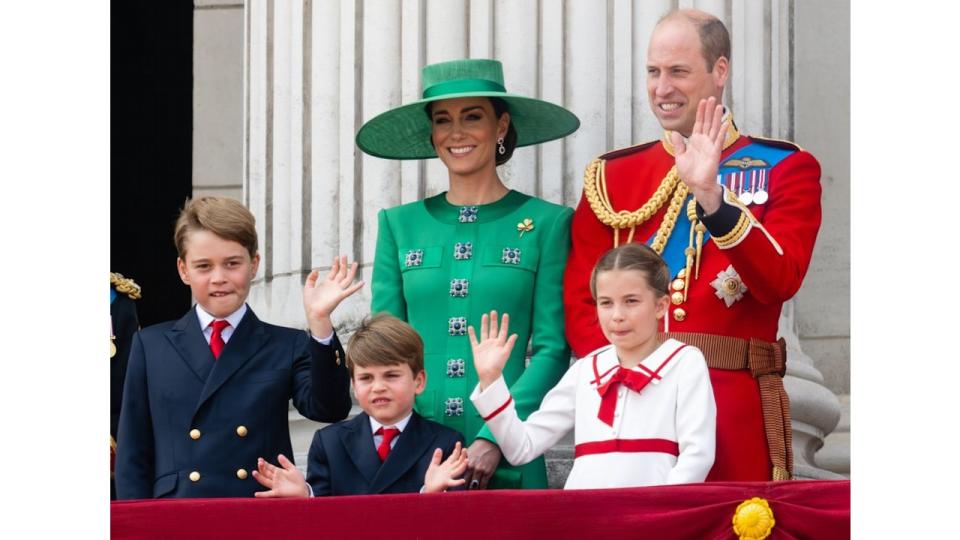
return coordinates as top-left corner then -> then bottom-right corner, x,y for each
356,59 -> 580,160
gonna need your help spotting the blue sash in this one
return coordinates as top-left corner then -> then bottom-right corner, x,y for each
647,141 -> 795,277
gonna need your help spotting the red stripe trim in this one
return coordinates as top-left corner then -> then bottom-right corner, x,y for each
482,396 -> 513,421
590,354 -> 620,387
652,344 -> 688,375
574,438 -> 680,458
636,364 -> 661,380
592,364 -> 619,386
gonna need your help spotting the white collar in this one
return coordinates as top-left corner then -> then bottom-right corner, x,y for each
369,411 -> 414,435
593,338 -> 687,385
195,303 -> 247,331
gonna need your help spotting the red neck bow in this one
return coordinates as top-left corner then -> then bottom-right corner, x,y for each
593,345 -> 688,427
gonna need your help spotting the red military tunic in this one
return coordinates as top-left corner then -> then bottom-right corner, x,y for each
563,127 -> 821,481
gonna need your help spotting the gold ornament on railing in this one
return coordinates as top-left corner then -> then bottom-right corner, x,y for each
732,497 -> 775,540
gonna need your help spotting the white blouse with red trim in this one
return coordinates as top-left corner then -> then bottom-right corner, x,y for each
470,338 -> 717,489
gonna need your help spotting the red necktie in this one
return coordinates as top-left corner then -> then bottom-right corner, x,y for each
376,427 -> 401,462
209,320 -> 230,359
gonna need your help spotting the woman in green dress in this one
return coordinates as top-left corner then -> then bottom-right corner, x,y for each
356,59 -> 579,489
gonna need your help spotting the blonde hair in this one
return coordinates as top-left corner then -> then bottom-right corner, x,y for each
347,313 -> 425,377
174,196 -> 258,259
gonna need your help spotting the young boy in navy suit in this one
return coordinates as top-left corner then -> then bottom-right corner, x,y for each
115,196 -> 358,499
252,313 -> 468,496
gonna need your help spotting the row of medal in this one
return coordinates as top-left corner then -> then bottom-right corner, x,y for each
717,169 -> 769,206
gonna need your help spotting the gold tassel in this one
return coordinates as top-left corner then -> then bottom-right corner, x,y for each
683,247 -> 694,301
694,222 -> 705,279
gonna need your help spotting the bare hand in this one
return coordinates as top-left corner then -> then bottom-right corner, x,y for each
303,255 -> 365,338
670,96 -> 728,214
423,441 -> 469,494
252,454 -> 310,498
468,311 -> 518,391
463,438 -> 502,490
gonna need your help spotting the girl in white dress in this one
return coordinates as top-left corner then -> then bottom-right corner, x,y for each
469,243 -> 716,489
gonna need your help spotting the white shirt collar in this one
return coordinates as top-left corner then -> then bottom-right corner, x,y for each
368,411 -> 413,435
595,338 -> 686,384
195,303 -> 247,332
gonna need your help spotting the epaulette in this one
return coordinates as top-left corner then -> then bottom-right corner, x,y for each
747,135 -> 803,152
598,139 -> 659,161
110,272 -> 142,300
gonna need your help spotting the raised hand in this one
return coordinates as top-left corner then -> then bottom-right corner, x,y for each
468,310 -> 518,391
670,96 -> 728,214
303,255 -> 365,338
423,442 -> 469,493
252,454 -> 310,498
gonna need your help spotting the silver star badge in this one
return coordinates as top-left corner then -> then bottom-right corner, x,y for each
710,265 -> 747,307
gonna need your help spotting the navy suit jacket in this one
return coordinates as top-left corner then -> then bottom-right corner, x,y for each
115,306 -> 351,499
307,411 -> 464,496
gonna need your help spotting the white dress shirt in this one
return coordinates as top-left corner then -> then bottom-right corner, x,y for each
195,304 -> 247,344
194,303 -> 334,344
369,411 -> 413,451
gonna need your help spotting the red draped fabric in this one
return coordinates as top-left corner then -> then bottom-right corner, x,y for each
112,480 -> 849,539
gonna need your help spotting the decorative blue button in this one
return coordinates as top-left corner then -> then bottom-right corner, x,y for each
404,249 -> 423,267
450,279 -> 469,297
502,247 -> 521,265
458,206 -> 478,223
446,358 -> 466,378
444,397 -> 464,417
448,317 -> 467,336
454,242 -> 473,260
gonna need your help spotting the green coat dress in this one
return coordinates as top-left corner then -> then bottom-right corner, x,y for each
372,189 -> 572,488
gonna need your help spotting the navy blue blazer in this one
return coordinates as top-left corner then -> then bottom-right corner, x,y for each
115,306 -> 351,499
307,411 -> 465,496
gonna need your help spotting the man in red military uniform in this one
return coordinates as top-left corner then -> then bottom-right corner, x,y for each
563,9 -> 821,481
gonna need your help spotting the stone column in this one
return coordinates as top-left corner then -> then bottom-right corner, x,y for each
781,301 -> 844,479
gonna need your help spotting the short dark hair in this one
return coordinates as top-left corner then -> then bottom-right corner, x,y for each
589,243 -> 670,299
346,313 -> 424,378
659,9 -> 731,72
425,97 -> 518,166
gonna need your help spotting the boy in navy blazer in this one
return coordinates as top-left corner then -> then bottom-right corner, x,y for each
115,196 -> 359,499
252,314 -> 468,496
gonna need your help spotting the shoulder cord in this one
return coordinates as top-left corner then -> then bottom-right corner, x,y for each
583,159 -> 686,251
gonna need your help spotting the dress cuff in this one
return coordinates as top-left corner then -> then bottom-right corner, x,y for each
310,330 -> 335,345
470,377 -> 513,420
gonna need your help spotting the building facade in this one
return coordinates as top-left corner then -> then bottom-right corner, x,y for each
192,0 -> 849,480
